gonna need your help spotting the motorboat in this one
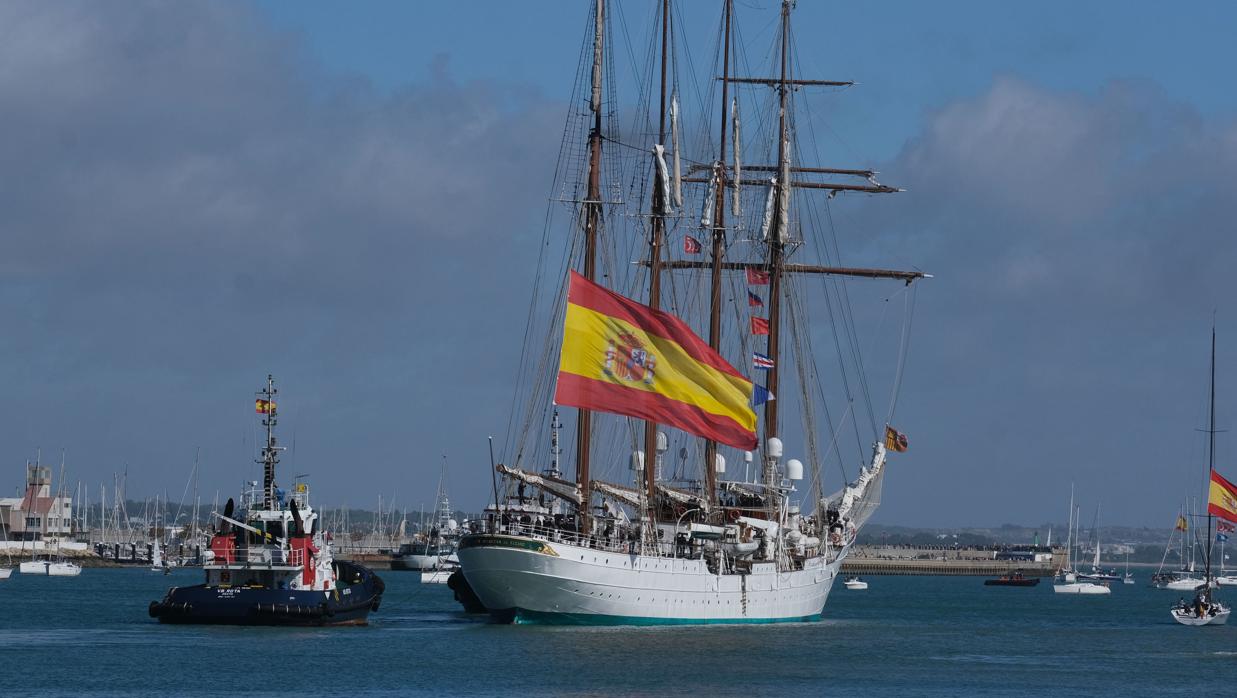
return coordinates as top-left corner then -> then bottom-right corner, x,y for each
843,576 -> 868,590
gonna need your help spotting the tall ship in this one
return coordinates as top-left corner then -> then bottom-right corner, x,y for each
149,376 -> 384,626
456,0 -> 926,625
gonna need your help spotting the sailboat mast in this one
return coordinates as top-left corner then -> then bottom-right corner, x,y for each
642,0 -> 671,521
762,0 -> 791,487
576,0 -> 605,536
1206,325 -> 1216,579
703,0 -> 733,509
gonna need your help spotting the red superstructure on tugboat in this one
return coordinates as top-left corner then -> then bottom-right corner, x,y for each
150,376 -> 384,626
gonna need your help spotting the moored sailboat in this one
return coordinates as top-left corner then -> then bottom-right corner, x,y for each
1170,327 -> 1232,626
456,0 -> 926,625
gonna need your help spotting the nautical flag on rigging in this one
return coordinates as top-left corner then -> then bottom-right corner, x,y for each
752,352 -> 774,370
745,267 -> 769,285
750,316 -> 770,335
683,235 -> 702,254
885,425 -> 909,453
554,271 -> 757,450
1218,533 -> 1230,543
1219,520 -> 1235,533
1175,515 -> 1189,532
747,290 -> 764,308
751,384 -> 775,407
1208,469 -> 1237,523
255,399 -> 276,414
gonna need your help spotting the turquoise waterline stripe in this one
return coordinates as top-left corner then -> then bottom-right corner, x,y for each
510,608 -> 822,626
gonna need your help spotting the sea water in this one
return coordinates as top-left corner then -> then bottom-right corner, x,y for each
1,568 -> 1234,696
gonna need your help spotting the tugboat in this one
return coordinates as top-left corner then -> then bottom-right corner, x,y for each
149,376 -> 384,626
984,570 -> 1040,587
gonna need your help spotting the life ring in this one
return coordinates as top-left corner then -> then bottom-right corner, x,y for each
726,509 -> 741,523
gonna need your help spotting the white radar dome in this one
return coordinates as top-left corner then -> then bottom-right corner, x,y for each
786,458 -> 804,481
766,437 -> 784,459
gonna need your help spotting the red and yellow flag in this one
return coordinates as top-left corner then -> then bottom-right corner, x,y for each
555,271 -> 757,450
1208,469 -> 1237,523
885,425 -> 909,453
255,399 -> 276,414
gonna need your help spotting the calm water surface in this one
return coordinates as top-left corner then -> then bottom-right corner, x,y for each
2,568 -> 1234,696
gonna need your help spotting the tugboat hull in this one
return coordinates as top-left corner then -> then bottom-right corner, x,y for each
150,563 -> 383,626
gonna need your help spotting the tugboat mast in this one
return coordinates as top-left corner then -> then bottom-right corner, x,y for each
257,374 -> 283,511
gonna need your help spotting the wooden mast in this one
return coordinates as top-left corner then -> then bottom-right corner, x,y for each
703,0 -> 733,510
577,0 -> 605,538
642,0 -> 670,527
762,0 -> 791,491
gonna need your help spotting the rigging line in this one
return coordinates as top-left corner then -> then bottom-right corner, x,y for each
793,272 -> 850,486
822,197 -> 878,437
885,283 -> 917,426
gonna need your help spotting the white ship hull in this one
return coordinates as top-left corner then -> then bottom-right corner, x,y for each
1052,582 -> 1111,595
458,534 -> 840,625
0,567 -> 12,579
47,561 -> 81,577
19,561 -> 48,574
1171,606 -> 1230,626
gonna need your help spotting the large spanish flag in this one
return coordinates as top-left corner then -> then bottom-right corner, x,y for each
555,271 -> 757,450
1209,469 -> 1237,523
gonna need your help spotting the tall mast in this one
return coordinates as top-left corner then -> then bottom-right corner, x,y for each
576,0 -> 605,536
642,0 -> 671,524
762,0 -> 792,490
1206,324 -> 1216,581
703,0 -> 733,510
259,374 -> 280,511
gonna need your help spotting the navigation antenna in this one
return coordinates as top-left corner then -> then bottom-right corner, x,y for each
256,374 -> 284,511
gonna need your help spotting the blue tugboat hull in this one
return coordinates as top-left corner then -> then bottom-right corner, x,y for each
150,563 -> 383,626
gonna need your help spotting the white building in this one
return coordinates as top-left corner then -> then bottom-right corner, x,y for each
0,464 -> 73,541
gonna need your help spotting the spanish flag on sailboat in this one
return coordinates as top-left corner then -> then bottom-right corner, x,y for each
1208,469 -> 1237,523
554,271 -> 758,450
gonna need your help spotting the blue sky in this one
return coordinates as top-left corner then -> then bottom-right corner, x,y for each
256,0 -> 1237,162
2,1 -> 1237,528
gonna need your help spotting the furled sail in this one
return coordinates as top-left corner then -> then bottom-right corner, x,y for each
496,463 -> 582,505
731,97 -> 741,217
671,94 -> 683,208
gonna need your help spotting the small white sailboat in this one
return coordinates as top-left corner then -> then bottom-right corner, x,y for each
1123,553 -> 1135,585
1054,581 -> 1112,595
47,560 -> 81,576
843,576 -> 868,590
0,567 -> 11,580
1053,487 -> 1108,593
19,559 -> 48,574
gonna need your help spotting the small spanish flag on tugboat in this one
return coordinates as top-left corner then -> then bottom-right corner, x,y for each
554,271 -> 757,450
